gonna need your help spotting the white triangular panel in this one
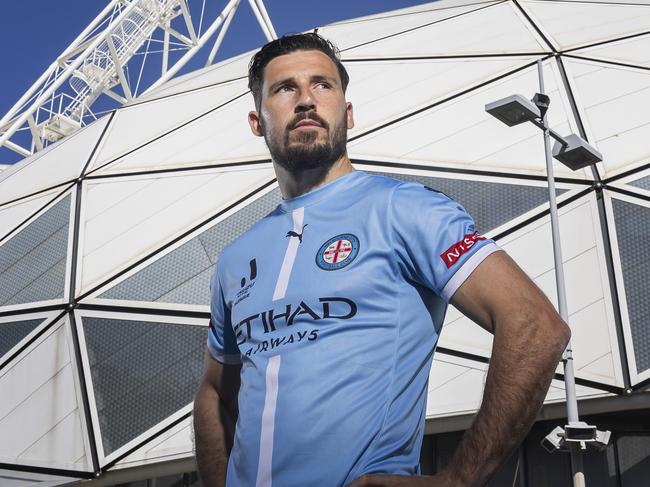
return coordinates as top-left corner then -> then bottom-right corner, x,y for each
0,188 -> 65,243
91,79 -> 250,171
78,166 -> 274,294
427,355 -> 486,418
544,378 -> 611,403
439,193 -> 623,386
320,2 -> 500,51
0,116 -> 109,205
138,51 -> 251,101
349,60 -> 589,179
114,416 -> 193,468
93,94 -> 269,176
439,305 -> 493,359
499,194 -> 623,386
562,58 -> 650,178
521,0 -> 650,51
0,317 -> 90,471
427,354 -> 610,419
344,2 -> 547,59
346,57 -> 537,136
571,33 -> 650,69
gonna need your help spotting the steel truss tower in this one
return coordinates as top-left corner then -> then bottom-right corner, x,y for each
0,0 -> 276,160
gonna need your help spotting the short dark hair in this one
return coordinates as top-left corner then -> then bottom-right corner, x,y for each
248,33 -> 349,110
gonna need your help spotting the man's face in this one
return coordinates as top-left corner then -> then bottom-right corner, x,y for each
248,50 -> 354,172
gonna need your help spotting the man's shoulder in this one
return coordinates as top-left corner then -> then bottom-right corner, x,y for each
358,171 -> 454,207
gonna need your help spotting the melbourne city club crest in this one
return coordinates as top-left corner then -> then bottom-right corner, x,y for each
316,234 -> 360,270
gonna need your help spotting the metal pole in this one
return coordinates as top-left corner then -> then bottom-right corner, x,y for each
205,0 -> 239,67
537,59 -> 585,487
143,0 -> 241,95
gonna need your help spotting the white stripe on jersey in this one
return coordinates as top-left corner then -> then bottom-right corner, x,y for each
441,242 -> 501,302
255,355 -> 281,487
272,207 -> 304,301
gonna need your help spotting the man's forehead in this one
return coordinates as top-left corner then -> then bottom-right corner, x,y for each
263,50 -> 340,84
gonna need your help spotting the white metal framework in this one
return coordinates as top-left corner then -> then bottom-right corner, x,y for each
0,0 -> 276,159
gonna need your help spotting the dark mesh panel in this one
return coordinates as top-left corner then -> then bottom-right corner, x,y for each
369,171 -> 566,233
628,175 -> 650,192
618,435 -> 650,487
0,196 -> 70,306
99,187 -> 281,305
611,198 -> 650,375
0,318 -> 45,358
82,316 -> 206,455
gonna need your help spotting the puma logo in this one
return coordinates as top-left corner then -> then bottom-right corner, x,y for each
286,224 -> 308,243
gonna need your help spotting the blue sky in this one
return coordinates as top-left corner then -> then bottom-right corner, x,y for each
0,0 -> 429,163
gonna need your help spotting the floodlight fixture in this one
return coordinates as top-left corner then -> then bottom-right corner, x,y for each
542,426 -> 567,453
553,134 -> 603,170
564,422 -> 597,442
542,422 -> 611,454
485,94 -> 541,126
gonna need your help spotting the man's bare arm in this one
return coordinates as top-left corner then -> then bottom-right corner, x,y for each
193,352 -> 241,487
438,250 -> 570,485
350,251 -> 571,487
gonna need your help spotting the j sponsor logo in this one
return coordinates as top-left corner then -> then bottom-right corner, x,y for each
440,231 -> 486,268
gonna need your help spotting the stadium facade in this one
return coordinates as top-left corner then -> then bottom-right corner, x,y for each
1,0 -> 650,485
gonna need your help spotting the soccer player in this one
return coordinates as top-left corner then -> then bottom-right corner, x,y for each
193,33 -> 571,487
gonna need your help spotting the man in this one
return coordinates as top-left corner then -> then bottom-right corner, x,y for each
193,33 -> 570,487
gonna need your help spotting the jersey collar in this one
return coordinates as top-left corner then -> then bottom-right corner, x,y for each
279,170 -> 365,213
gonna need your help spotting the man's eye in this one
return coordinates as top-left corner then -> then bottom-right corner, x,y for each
278,85 -> 294,93
316,82 -> 331,89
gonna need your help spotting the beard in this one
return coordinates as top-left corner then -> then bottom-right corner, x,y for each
262,111 -> 348,173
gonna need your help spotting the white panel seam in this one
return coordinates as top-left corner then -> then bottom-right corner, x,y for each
255,355 -> 281,487
16,408 -> 78,458
272,207 -> 304,301
0,356 -> 71,421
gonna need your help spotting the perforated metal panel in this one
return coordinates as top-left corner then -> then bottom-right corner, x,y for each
370,171 -> 565,233
0,318 -> 45,359
0,196 -> 70,307
611,198 -> 650,375
99,187 -> 281,305
617,435 -> 650,487
628,175 -> 650,192
82,316 -> 206,456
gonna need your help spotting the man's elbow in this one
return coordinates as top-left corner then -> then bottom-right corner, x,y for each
544,312 -> 571,358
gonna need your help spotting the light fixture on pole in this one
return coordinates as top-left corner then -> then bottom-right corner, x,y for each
485,61 -> 608,487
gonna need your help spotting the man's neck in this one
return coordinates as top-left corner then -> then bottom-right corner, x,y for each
274,155 -> 355,199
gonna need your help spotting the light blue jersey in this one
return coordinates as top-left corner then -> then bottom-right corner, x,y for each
207,171 -> 499,486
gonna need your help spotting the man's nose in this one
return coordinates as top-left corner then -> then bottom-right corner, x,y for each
295,88 -> 316,113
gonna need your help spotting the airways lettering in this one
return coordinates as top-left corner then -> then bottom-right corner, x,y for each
234,297 -> 357,345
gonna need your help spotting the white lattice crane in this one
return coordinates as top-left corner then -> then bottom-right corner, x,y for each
0,0 -> 276,160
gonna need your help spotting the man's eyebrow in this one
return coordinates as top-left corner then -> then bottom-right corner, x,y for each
267,74 -> 339,92
268,77 -> 296,92
311,74 -> 338,86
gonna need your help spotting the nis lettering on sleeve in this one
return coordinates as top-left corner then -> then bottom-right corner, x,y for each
440,231 -> 486,269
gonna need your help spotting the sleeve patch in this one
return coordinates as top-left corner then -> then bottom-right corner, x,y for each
440,231 -> 487,269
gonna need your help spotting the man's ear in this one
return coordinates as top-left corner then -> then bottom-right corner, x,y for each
346,101 -> 355,130
248,110 -> 264,137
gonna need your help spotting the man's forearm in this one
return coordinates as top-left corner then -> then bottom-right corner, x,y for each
194,384 -> 238,487
443,312 -> 570,486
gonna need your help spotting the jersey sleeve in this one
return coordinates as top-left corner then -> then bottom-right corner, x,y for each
207,261 -> 242,364
390,182 -> 501,302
